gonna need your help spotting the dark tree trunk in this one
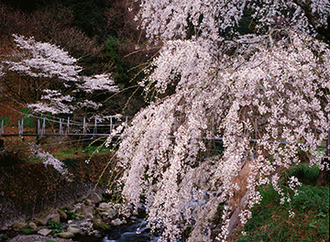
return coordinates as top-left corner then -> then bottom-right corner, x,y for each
317,114 -> 330,186
316,159 -> 329,186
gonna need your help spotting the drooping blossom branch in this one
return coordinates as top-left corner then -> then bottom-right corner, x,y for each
116,1 -> 330,240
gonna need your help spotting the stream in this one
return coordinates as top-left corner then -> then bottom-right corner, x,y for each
102,218 -> 159,242
1,218 -> 159,242
74,218 -> 160,242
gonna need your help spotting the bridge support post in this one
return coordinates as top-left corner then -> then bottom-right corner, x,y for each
59,119 -> 63,134
18,119 -> 23,136
110,117 -> 113,134
93,119 -> 97,135
66,117 -> 70,135
83,117 -> 87,134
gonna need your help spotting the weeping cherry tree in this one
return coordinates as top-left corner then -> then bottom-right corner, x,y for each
114,1 -> 330,241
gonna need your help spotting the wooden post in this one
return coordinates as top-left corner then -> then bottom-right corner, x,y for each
42,117 -> 46,135
21,119 -> 24,136
18,119 -> 23,136
37,119 -> 41,135
59,119 -> 63,134
66,117 -> 70,135
83,117 -> 87,134
93,119 -> 97,135
110,117 -> 113,134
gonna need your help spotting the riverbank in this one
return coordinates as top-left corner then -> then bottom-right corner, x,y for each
1,190 -> 126,241
1,145 -> 328,242
1,190 -> 153,242
8,235 -> 71,242
0,148 -> 122,241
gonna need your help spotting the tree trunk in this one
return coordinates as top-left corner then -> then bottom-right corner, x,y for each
317,114 -> 330,186
317,158 -> 329,186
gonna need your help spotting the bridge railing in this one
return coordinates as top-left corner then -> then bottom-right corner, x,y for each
0,115 -> 130,137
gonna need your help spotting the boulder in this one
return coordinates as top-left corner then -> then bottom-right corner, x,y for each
28,222 -> 37,229
86,192 -> 102,204
106,207 -> 117,218
84,199 -> 92,206
110,218 -> 123,226
93,219 -> 111,231
68,223 -> 78,228
79,221 -> 93,235
35,209 -> 60,226
88,230 -> 100,236
57,231 -> 75,239
57,208 -> 67,220
98,203 -> 117,219
98,202 -> 111,210
7,234 -> 70,242
12,222 -> 26,232
47,213 -> 61,224
74,203 -> 94,219
37,228 -> 52,236
67,224 -> 80,235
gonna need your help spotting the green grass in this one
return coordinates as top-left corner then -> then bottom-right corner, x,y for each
282,163 -> 320,186
0,235 -> 8,242
52,147 -> 84,160
84,145 -> 112,155
21,227 -> 33,234
0,116 -> 11,125
47,220 -> 64,235
236,164 -> 329,242
52,145 -> 112,159
19,108 -> 34,128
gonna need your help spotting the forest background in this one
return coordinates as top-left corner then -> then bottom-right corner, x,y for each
0,0 -> 154,119
0,0 -> 153,238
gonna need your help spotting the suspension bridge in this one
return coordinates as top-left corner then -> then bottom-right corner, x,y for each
0,115 -> 328,149
0,99 -> 328,152
0,115 -> 129,138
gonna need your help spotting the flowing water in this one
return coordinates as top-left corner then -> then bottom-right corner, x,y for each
102,218 -> 160,242
74,217 -> 159,242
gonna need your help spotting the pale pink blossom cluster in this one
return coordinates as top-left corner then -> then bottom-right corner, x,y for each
29,144 -> 71,179
79,74 -> 119,93
288,176 -> 302,196
117,1 -> 330,240
28,90 -> 74,114
289,209 -> 295,218
117,30 -> 330,241
1,35 -> 118,115
6,34 -> 81,82
136,0 -> 329,47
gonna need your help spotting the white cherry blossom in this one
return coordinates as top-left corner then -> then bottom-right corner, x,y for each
117,1 -> 330,241
1,35 -> 119,115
